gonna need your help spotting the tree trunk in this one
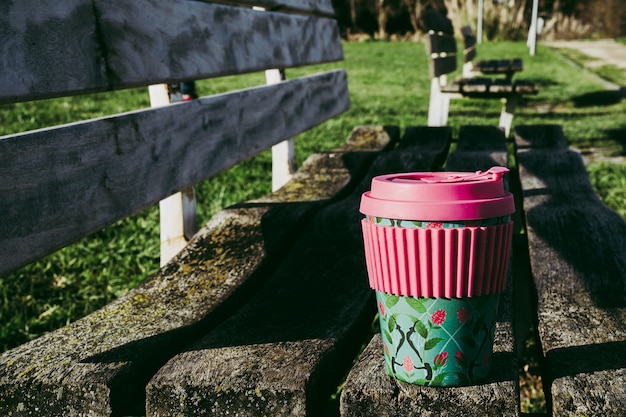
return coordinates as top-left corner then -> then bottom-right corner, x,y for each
377,0 -> 388,39
403,0 -> 420,34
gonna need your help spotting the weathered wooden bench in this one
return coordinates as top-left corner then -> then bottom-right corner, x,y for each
514,125 -> 626,417
2,2 -> 626,417
460,25 -> 523,80
340,124 -> 626,417
424,12 -> 538,135
0,0 -> 353,414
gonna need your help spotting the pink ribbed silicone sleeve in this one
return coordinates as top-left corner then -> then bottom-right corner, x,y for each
361,220 -> 514,298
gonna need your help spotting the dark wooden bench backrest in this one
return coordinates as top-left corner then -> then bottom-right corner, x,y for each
421,8 -> 453,34
461,25 -> 477,63
421,9 -> 457,79
427,30 -> 458,78
0,0 -> 349,276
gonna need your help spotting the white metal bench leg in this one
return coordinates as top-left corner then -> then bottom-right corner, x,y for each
256,6 -> 296,192
499,95 -> 518,137
266,68 -> 295,191
159,188 -> 197,266
150,84 -> 198,265
463,61 -> 474,79
428,77 -> 450,126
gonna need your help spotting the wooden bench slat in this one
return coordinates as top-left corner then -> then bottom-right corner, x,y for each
489,79 -> 515,94
0,126 -> 393,417
341,125 -> 520,416
222,0 -> 335,15
146,126 -> 450,417
0,70 -> 350,276
461,77 -> 492,94
461,25 -> 477,63
427,32 -> 457,78
0,0 -> 343,104
422,8 -> 454,34
447,125 -> 508,169
514,124 -> 568,150
515,124 -> 626,416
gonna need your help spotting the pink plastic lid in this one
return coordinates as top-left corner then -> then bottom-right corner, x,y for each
360,166 -> 515,221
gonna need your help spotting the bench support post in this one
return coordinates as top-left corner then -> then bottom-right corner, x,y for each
498,95 -> 518,137
150,84 -> 198,265
159,188 -> 197,266
463,61 -> 474,78
266,68 -> 295,191
427,77 -> 450,126
254,5 -> 295,192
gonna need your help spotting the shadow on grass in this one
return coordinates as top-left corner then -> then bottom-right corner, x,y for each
604,127 -> 626,156
571,87 -> 626,107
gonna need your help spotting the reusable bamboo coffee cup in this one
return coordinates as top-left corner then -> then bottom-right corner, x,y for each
360,167 -> 514,386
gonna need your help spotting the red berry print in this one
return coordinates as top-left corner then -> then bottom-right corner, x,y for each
455,351 -> 466,366
403,356 -> 414,372
433,352 -> 448,367
427,222 -> 443,229
457,307 -> 470,323
431,309 -> 446,325
378,301 -> 385,316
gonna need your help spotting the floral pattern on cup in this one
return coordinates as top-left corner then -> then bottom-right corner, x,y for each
366,215 -> 510,228
376,291 -> 499,386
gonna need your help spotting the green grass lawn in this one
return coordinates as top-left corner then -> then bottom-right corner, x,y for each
1,40 -> 624,367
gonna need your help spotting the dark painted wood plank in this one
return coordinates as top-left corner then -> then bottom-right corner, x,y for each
341,125 -> 520,417
461,77 -> 492,94
513,80 -> 539,95
447,125 -> 508,170
488,79 -> 514,94
0,0 -> 107,104
427,32 -> 458,78
222,0 -> 335,15
421,9 -> 454,34
461,25 -> 477,63
146,127 -> 450,417
1,0 -> 343,104
515,124 -> 626,416
514,124 -> 568,150
0,126 -> 394,417
0,70 -> 349,276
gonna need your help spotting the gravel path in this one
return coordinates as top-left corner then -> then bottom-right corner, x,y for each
546,39 -> 626,70
544,39 -> 626,88
543,39 -> 625,164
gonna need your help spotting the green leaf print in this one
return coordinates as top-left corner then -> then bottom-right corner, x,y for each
388,314 -> 398,333
410,220 -> 424,227
424,337 -> 445,350
430,372 -> 448,386
382,329 -> 393,344
414,320 -> 428,339
385,294 -> 400,308
405,297 -> 427,313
